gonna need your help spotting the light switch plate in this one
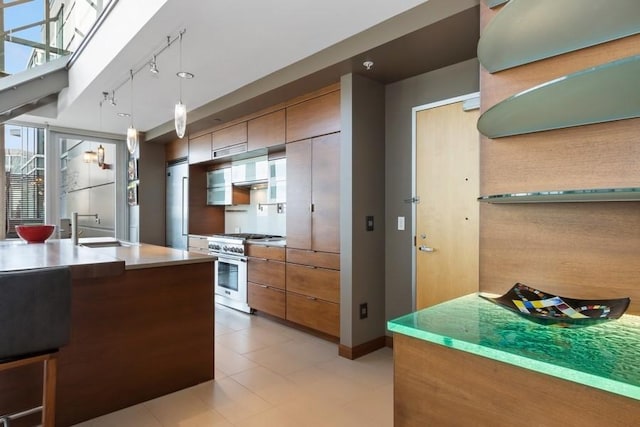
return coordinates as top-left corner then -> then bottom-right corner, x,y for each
397,216 -> 405,231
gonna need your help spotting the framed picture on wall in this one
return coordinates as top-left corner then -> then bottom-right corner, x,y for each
127,182 -> 138,206
128,158 -> 138,181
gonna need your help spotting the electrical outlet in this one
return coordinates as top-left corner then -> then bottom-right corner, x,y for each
359,303 -> 368,319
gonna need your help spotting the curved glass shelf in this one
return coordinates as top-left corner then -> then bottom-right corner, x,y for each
478,0 -> 640,73
477,54 -> 640,138
478,188 -> 640,204
484,0 -> 508,8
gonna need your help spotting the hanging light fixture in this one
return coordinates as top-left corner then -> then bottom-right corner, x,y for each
175,29 -> 193,139
149,55 -> 159,75
126,69 -> 138,154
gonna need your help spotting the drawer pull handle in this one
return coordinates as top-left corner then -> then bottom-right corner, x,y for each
259,285 -> 268,288
307,296 -> 317,301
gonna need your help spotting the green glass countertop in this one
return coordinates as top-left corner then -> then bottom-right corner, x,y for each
388,294 -> 640,400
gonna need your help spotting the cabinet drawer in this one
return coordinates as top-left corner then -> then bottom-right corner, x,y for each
188,235 -> 209,250
248,258 -> 285,289
286,248 -> 340,270
188,247 -> 210,255
246,244 -> 286,261
286,292 -> 339,337
286,263 -> 339,303
248,282 -> 285,319
213,122 -> 247,150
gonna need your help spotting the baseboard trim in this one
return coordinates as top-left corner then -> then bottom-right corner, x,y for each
339,336 -> 386,360
385,335 -> 393,348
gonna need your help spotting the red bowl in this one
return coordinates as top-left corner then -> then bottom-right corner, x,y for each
15,224 -> 56,243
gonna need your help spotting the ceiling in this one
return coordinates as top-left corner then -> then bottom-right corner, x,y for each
17,0 -> 479,143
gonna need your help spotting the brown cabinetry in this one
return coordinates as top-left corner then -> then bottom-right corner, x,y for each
286,292 -> 339,337
286,133 -> 340,253
188,133 -> 212,164
247,244 -> 286,319
285,248 -> 340,338
286,90 -> 340,143
248,109 -> 286,151
213,122 -> 247,150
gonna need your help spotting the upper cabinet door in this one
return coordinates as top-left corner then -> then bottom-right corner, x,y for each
212,122 -> 247,150
286,90 -> 340,143
188,133 -> 212,164
248,109 -> 286,151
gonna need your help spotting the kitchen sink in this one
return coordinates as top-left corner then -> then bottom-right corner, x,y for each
80,240 -> 129,248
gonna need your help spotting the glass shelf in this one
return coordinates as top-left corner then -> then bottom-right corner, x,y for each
477,55 -> 640,138
477,188 -> 640,204
478,0 -> 640,73
484,0 -> 508,8
388,294 -> 640,400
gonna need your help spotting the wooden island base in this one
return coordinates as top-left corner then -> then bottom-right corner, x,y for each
0,261 -> 214,427
393,334 -> 640,427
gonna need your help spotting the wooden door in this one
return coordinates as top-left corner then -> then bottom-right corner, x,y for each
311,133 -> 340,253
285,139 -> 312,250
415,100 -> 479,309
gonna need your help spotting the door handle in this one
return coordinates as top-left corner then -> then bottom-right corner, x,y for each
419,245 -> 435,252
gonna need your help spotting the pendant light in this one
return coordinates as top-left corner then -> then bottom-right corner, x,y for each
126,69 -> 138,154
175,30 -> 193,139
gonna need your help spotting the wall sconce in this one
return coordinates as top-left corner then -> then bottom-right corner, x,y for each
83,145 -> 107,169
97,145 -> 105,168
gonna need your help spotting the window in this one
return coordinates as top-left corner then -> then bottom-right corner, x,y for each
3,125 -> 46,237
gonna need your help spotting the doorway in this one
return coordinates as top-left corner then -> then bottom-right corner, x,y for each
413,94 -> 480,310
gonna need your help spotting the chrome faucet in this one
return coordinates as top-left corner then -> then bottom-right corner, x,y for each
71,212 -> 100,245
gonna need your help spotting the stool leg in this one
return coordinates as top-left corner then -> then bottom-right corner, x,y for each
42,354 -> 58,427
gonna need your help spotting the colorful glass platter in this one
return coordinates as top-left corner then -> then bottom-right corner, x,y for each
480,283 -> 630,328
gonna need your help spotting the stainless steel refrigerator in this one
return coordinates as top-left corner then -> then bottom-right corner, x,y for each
166,161 -> 188,250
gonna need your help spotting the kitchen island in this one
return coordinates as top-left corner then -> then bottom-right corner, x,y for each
0,239 -> 215,426
388,294 -> 640,426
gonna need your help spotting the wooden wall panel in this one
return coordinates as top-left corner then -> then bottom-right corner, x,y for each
479,3 -> 640,315
480,203 -> 640,313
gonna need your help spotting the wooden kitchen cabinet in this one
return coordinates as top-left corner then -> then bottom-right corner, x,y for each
286,292 -> 339,337
286,90 -> 340,143
286,132 -> 340,253
248,283 -> 286,319
212,122 -> 247,150
247,244 -> 286,319
188,133 -> 212,164
285,248 -> 340,338
286,263 -> 339,303
248,109 -> 286,151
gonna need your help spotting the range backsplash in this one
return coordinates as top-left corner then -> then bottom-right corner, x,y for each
224,188 -> 286,236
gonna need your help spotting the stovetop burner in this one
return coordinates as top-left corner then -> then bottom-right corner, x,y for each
212,233 -> 282,240
208,233 -> 283,256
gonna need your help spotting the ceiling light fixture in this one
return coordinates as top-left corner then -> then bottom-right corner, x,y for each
126,69 -> 138,154
363,60 -> 374,70
149,55 -> 159,75
174,29 -> 193,139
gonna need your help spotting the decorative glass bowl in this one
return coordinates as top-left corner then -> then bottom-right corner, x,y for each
480,283 -> 630,328
15,224 -> 56,243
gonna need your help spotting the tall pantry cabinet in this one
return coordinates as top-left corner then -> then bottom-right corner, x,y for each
285,88 -> 341,337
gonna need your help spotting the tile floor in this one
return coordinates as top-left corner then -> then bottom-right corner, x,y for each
73,305 -> 394,427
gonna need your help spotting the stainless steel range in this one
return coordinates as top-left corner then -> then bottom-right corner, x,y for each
209,233 -> 281,313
